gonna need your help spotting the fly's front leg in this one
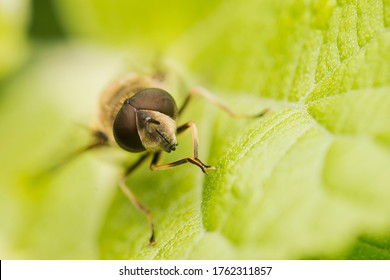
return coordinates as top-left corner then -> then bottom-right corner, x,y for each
119,153 -> 156,245
150,121 -> 215,174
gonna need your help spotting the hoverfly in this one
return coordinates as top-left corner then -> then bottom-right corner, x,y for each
66,73 -> 268,244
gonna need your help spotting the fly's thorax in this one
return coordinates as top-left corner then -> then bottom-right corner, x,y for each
136,110 -> 178,153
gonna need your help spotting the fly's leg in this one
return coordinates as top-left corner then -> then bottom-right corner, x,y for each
45,130 -> 108,174
179,86 -> 269,118
150,121 -> 215,174
119,153 -> 156,244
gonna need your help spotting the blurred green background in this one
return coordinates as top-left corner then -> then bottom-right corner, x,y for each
1,0 -> 390,260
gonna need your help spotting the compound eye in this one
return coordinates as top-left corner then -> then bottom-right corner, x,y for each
128,88 -> 178,120
113,103 -> 145,153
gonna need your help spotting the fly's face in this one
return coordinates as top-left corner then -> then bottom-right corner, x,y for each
111,87 -> 179,153
135,109 -> 178,153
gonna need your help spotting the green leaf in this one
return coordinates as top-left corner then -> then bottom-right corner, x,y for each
99,0 -> 390,259
345,232 -> 390,260
2,0 -> 390,260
